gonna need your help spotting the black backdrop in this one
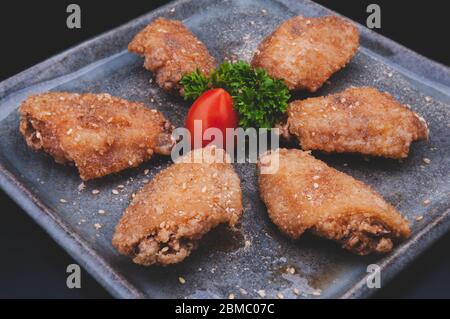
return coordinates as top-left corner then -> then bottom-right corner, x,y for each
0,0 -> 449,298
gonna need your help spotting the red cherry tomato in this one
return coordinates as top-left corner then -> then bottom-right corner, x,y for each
185,88 -> 238,149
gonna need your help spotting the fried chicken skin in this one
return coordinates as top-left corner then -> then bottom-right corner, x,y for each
285,87 -> 429,159
258,149 -> 410,255
251,15 -> 359,92
128,17 -> 216,95
19,93 -> 174,181
112,147 -> 243,266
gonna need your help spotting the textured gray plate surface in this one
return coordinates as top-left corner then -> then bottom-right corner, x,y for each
0,0 -> 449,299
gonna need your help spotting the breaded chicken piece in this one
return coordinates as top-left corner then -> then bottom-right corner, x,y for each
258,149 -> 410,255
19,92 -> 174,181
128,17 -> 216,95
112,147 -> 243,266
285,87 -> 429,159
251,15 -> 359,92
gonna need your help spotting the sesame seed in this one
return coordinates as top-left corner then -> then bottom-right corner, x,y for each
239,288 -> 248,295
416,216 -> 424,221
98,209 -> 105,215
59,198 -> 67,203
423,199 -> 431,205
257,290 -> 266,298
144,169 -> 149,175
286,267 -> 295,274
277,293 -> 284,299
77,182 -> 85,192
160,246 -> 169,253
112,189 -> 119,195
178,277 -> 186,284
92,189 -> 100,195
66,128 -> 73,135
313,183 -> 319,189
182,182 -> 187,190
423,158 -> 431,164
261,9 -> 267,15
293,288 -> 300,295
201,186 -> 207,193
228,293 -> 235,299
312,290 -> 321,296
94,223 -> 102,230
425,96 -> 432,102
117,184 -> 125,189
313,175 -> 320,180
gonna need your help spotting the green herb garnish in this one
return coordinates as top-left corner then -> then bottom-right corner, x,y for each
180,61 -> 290,128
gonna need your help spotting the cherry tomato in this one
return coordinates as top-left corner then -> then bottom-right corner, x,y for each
185,88 -> 238,149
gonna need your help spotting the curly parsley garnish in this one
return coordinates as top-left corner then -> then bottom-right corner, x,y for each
180,61 -> 290,128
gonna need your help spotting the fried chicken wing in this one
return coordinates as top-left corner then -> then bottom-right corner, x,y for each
258,149 -> 410,255
128,17 -> 216,95
251,15 -> 359,92
19,92 -> 174,181
285,87 -> 429,159
112,147 -> 243,266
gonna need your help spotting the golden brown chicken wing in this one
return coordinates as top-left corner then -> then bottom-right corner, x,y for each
128,17 -> 216,95
19,92 -> 174,181
284,87 -> 429,159
251,15 -> 359,92
112,147 -> 243,266
258,148 -> 410,255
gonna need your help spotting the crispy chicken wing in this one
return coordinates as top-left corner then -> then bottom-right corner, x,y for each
19,92 -> 174,181
258,149 -> 410,255
128,17 -> 216,95
285,87 -> 429,159
112,147 -> 243,266
251,15 -> 359,92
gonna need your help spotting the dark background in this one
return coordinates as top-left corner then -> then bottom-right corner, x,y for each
0,0 -> 449,298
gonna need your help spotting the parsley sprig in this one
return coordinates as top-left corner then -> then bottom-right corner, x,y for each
180,61 -> 290,128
